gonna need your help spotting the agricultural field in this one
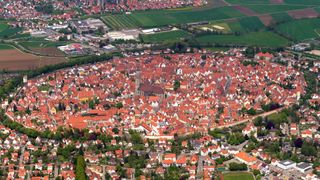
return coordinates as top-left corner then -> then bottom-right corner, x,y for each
227,0 -> 320,5
0,44 -> 13,50
274,18 -> 320,41
283,0 -> 320,5
0,22 -> 23,38
223,172 -> 254,180
226,0 -> 271,4
227,21 -> 247,33
103,6 -> 245,29
0,49 -> 67,71
196,31 -> 289,47
18,39 -> 68,49
244,4 -> 311,14
238,16 -> 265,31
0,21 -> 9,33
30,47 -> 66,57
271,12 -> 293,23
141,30 -> 190,43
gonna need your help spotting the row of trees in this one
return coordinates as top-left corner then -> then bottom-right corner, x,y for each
75,155 -> 86,180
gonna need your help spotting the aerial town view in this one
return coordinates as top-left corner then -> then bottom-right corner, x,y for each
0,0 -> 319,180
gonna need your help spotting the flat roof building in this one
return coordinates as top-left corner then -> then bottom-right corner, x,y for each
276,160 -> 296,170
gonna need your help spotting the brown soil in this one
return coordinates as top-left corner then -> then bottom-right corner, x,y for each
0,49 -> 67,71
31,47 -> 65,57
287,8 -> 319,19
233,5 -> 260,16
270,0 -> 284,4
259,14 -> 274,26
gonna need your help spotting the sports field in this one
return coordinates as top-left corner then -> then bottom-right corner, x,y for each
223,172 -> 254,180
141,30 -> 191,43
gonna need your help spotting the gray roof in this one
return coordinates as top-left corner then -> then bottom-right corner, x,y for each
296,162 -> 312,170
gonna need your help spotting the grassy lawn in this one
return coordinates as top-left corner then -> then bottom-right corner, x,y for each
196,31 -> 289,47
103,6 -> 246,29
0,21 -> 9,33
274,18 -> 320,41
223,172 -> 254,180
142,30 -> 190,43
0,44 -> 14,50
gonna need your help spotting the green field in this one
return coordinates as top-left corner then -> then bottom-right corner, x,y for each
0,22 -> 9,33
244,4 -> 311,14
0,44 -> 13,50
226,0 -> 271,4
275,18 -> 320,41
102,15 -> 141,29
142,30 -> 190,43
223,172 -> 254,180
103,6 -> 245,29
227,0 -> 320,5
238,16 -> 265,32
271,12 -> 293,24
196,31 -> 289,47
284,0 -> 320,5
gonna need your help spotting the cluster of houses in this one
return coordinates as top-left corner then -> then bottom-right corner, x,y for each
2,51 -> 306,139
0,125 -> 77,179
0,0 -> 205,20
0,50 -> 318,179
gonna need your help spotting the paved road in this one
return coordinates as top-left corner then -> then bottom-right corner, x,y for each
216,107 -> 285,129
54,163 -> 59,179
19,145 -> 25,165
196,156 -> 204,179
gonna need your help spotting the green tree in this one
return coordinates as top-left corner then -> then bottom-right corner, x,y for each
301,142 -> 317,156
75,155 -> 86,180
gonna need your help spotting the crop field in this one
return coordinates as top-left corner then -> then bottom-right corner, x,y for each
141,30 -> 190,43
259,14 -> 274,26
196,31 -> 289,47
226,0 -> 271,4
227,20 -> 247,33
30,47 -> 65,57
227,0 -> 320,5
238,16 -> 265,31
0,44 -> 13,50
103,6 -> 245,29
274,18 -> 320,41
18,39 -> 68,49
283,0 -> 320,5
243,4 -> 311,14
223,172 -> 254,180
0,26 -> 23,38
0,21 -> 9,32
287,8 -> 319,19
0,49 -> 67,71
271,12 -> 293,23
